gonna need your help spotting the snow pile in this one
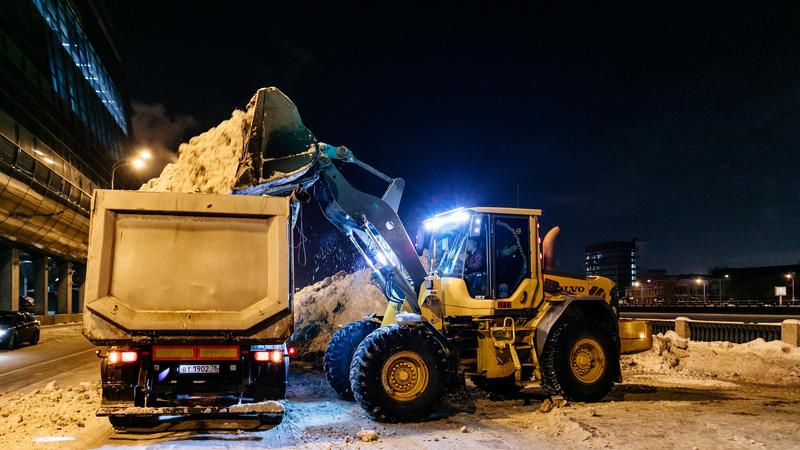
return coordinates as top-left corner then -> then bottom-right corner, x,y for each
623,331 -> 800,385
140,96 -> 254,193
290,270 -> 386,364
0,380 -> 103,448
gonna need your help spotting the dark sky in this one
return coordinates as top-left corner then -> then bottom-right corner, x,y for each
106,2 -> 800,277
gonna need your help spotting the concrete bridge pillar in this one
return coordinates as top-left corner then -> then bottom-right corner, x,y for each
0,248 -> 20,311
675,316 -> 691,339
55,260 -> 72,314
782,319 -> 800,347
32,255 -> 49,315
72,262 -> 86,314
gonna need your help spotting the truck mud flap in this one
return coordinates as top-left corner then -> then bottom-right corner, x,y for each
98,401 -> 284,418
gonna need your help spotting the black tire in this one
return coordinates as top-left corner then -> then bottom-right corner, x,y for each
29,330 -> 39,345
470,374 -> 522,395
541,319 -> 617,402
5,333 -> 15,349
323,320 -> 380,400
350,325 -> 448,422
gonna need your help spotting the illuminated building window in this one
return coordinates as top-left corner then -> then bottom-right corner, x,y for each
31,0 -> 128,137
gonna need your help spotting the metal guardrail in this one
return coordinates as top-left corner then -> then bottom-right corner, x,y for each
635,318 -> 782,344
649,320 -> 675,336
688,321 -> 780,343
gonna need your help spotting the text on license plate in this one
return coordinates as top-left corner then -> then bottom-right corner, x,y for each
178,364 -> 219,374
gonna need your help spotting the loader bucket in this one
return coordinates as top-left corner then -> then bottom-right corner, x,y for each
235,87 -> 320,195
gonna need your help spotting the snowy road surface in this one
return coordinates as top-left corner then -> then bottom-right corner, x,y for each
0,323 -> 96,395
1,326 -> 799,449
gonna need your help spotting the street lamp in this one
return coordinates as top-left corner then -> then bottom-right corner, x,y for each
786,273 -> 796,303
694,277 -> 706,302
632,281 -> 643,304
721,274 -> 730,302
111,148 -> 151,189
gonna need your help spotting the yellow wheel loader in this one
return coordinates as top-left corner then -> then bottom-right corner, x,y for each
234,87 -> 652,422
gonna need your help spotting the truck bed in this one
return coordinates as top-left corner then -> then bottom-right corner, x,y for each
82,190 -> 293,345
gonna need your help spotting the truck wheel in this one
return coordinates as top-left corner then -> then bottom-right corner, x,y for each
5,333 -> 15,349
350,325 -> 447,422
541,319 -> 617,402
469,374 -> 522,395
324,319 -> 379,400
29,330 -> 39,345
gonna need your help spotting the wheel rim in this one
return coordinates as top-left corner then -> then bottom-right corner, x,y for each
381,351 -> 429,402
569,337 -> 605,384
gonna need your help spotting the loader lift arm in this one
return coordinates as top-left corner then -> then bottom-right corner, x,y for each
233,87 -> 426,313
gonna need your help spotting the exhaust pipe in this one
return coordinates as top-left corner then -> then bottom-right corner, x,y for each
542,226 -> 560,271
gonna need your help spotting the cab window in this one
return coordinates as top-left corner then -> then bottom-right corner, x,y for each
463,214 -> 488,297
493,216 -> 530,298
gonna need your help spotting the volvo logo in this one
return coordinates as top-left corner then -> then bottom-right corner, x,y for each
560,285 -> 586,294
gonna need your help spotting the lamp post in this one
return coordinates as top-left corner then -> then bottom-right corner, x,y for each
722,274 -> 730,302
695,277 -> 706,302
110,149 -> 152,189
632,281 -> 643,304
787,273 -> 796,303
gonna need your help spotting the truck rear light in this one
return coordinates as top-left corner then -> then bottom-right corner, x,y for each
108,350 -> 138,364
253,350 -> 283,363
287,347 -> 296,357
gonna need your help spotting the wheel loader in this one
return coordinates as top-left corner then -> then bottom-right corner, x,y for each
233,87 -> 652,422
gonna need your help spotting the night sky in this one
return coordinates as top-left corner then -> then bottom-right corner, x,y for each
107,2 -> 800,279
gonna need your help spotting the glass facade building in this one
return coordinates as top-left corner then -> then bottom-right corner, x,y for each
0,0 -> 129,313
585,240 -> 642,297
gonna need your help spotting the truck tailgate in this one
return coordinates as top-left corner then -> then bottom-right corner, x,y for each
83,190 -> 292,344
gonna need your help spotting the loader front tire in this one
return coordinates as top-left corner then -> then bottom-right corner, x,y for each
350,325 -> 447,422
324,319 -> 380,400
541,319 -> 617,402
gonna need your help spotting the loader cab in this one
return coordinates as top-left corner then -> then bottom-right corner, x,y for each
418,207 -> 543,317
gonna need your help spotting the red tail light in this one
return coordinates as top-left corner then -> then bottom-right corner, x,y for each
108,350 -> 138,364
287,347 -> 296,356
254,350 -> 284,363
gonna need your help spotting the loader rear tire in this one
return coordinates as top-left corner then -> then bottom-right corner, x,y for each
541,319 -> 616,402
324,320 -> 380,400
350,325 -> 448,422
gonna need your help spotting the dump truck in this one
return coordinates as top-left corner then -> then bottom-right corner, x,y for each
82,190 -> 293,428
230,87 -> 653,422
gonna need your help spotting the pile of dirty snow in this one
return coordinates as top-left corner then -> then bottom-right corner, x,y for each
623,330 -> 800,385
140,96 -> 255,193
290,270 -> 386,365
0,380 -> 103,448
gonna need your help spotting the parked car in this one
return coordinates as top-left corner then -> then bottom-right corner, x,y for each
0,311 -> 40,349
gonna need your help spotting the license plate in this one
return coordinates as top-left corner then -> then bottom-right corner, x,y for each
178,364 -> 219,374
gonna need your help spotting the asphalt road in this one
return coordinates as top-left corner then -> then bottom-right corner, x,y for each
0,323 -> 97,395
621,311 -> 800,324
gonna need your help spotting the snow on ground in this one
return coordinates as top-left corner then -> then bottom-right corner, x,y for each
290,270 -> 386,364
0,380 -> 106,450
623,330 -> 800,385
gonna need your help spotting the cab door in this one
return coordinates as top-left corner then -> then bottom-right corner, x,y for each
489,215 -> 537,309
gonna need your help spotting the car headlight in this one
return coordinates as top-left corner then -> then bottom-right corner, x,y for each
0,330 -> 7,336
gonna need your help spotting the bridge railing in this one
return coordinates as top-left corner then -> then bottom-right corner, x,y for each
629,317 -> 794,346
